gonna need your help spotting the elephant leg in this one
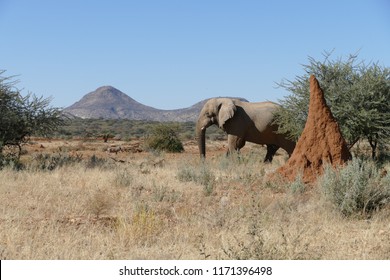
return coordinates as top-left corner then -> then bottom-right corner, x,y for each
226,135 -> 246,156
236,137 -> 246,150
264,144 -> 279,163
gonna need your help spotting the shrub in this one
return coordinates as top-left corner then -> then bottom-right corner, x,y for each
151,183 -> 182,203
85,154 -> 109,169
320,158 -> 390,216
176,166 -> 198,182
29,153 -> 83,171
144,124 -> 184,153
288,174 -> 306,194
113,168 -> 133,188
176,164 -> 215,195
0,153 -> 24,170
86,189 -> 115,218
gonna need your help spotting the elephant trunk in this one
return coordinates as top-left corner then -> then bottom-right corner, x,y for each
196,122 -> 206,158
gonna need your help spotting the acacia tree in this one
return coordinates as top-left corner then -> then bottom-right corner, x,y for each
353,64 -> 390,159
0,71 -> 63,162
274,51 -> 390,159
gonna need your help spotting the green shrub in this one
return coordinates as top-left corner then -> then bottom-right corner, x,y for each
151,183 -> 182,203
85,154 -> 109,169
29,153 -> 83,171
289,174 -> 306,194
320,158 -> 390,216
176,166 -> 198,182
176,164 -> 215,195
144,124 -> 184,153
0,154 -> 23,170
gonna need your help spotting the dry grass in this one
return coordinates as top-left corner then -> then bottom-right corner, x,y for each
0,139 -> 390,259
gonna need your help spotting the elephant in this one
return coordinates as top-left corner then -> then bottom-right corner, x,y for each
196,98 -> 296,162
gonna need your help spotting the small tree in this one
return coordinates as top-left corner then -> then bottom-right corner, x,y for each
0,71 -> 63,162
352,64 -> 390,159
145,123 -> 184,153
274,51 -> 390,159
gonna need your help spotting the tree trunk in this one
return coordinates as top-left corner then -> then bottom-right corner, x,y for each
368,136 -> 377,160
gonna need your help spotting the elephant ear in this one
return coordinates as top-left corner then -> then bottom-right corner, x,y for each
218,99 -> 236,128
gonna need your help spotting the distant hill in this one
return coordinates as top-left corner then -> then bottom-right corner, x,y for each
63,86 -> 248,122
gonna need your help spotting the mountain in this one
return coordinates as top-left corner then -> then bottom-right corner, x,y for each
63,86 -> 248,122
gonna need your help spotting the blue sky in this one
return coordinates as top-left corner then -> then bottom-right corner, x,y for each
0,0 -> 389,110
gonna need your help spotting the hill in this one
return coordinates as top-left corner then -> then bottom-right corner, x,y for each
63,86 -> 247,122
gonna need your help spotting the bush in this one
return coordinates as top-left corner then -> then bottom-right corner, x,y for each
85,154 -> 109,169
0,153 -> 23,170
144,124 -> 184,153
177,164 -> 215,196
320,158 -> 390,216
29,153 -> 83,171
176,166 -> 198,182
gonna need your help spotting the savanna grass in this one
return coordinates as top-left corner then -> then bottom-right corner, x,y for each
1,140 -> 390,259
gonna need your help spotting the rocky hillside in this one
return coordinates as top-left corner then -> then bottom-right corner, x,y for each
63,86 -> 247,122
